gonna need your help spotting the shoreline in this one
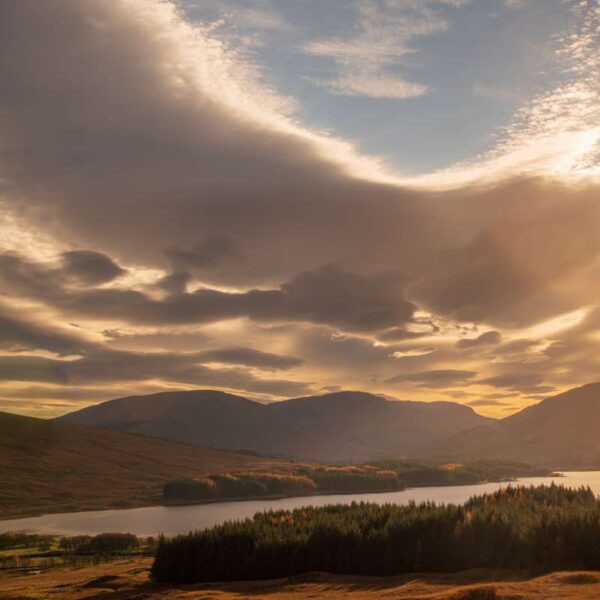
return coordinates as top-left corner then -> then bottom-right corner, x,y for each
0,472 -> 558,525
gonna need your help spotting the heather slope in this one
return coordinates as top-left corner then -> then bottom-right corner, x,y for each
0,410 -> 286,518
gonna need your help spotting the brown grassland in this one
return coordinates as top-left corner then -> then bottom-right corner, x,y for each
3,558 -> 600,599
0,411 -> 290,519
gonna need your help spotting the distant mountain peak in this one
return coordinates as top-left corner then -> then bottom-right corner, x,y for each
426,382 -> 600,469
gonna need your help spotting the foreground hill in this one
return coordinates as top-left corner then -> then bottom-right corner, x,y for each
2,558 -> 600,600
58,390 -> 490,462
0,411 -> 286,519
427,383 -> 600,468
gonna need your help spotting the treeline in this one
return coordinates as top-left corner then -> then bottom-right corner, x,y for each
152,484 -> 600,583
163,472 -> 315,502
0,532 -> 156,571
367,459 -> 551,488
306,466 -> 400,493
163,466 -> 402,503
58,533 -> 146,554
0,532 -> 154,556
0,532 -> 54,551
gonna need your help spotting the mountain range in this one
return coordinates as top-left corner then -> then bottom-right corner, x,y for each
57,383 -> 600,467
58,390 -> 490,462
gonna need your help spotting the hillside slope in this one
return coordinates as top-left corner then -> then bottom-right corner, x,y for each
3,558 -> 600,600
0,411 -> 286,519
425,383 -> 600,468
58,390 -> 490,462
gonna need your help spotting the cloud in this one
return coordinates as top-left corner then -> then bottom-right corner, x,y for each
412,180 -> 600,326
390,346 -> 437,358
154,271 -> 191,295
377,328 -> 432,342
198,348 -> 302,371
0,311 -> 91,356
225,6 -> 290,32
0,348 -> 310,397
386,369 -> 477,387
0,0 -> 599,414
494,339 -> 538,355
0,356 -> 70,385
415,1 -> 600,188
166,235 -> 240,271
303,0 -> 459,98
1,1 -> 598,329
0,307 -> 308,398
307,68 -> 427,100
478,372 -> 553,394
0,0 -> 420,284
456,330 -> 502,349
61,250 -> 126,285
0,255 -> 416,332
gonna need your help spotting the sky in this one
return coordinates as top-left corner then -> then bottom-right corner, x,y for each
0,0 -> 598,418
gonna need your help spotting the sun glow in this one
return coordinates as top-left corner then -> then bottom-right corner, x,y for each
520,308 -> 589,340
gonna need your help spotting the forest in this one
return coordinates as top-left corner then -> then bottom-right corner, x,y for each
152,484 -> 600,583
163,466 -> 402,502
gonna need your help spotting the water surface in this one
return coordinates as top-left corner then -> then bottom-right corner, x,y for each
2,471 -> 598,537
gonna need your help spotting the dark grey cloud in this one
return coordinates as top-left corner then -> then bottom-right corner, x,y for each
103,330 -> 212,352
0,254 -> 416,332
478,372 -> 554,394
0,356 -> 69,385
279,265 -> 415,331
412,181 -> 600,326
1,0 -> 598,332
386,369 -> 477,387
0,253 -> 58,297
377,328 -> 431,343
493,339 -> 538,355
199,348 -> 302,370
0,249 -> 124,297
0,311 -> 90,356
0,0 -> 429,289
61,250 -> 126,285
456,330 -> 501,349
154,271 -> 191,295
166,235 -> 240,271
0,348 -> 310,397
0,309 -> 305,394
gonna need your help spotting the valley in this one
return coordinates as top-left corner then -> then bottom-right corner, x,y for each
0,385 -> 560,520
